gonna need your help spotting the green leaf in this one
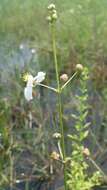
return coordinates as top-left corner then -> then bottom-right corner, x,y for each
68,134 -> 78,141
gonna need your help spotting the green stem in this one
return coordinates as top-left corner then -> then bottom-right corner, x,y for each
89,157 -> 106,177
38,83 -> 58,93
25,180 -> 29,190
57,140 -> 63,160
51,23 -> 67,190
61,72 -> 77,91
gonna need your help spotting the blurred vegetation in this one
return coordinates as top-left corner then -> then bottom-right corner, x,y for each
0,0 -> 107,189
0,0 -> 107,88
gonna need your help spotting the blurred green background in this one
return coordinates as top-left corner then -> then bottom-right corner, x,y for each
0,0 -> 107,189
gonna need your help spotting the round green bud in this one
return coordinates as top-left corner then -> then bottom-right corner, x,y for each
46,16 -> 52,22
48,4 -> 55,10
76,64 -> 84,72
52,9 -> 57,14
52,13 -> 58,20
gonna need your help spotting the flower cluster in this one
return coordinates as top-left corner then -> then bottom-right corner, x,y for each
23,72 -> 46,101
47,4 -> 58,23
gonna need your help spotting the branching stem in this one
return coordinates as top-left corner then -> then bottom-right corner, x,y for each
51,23 -> 67,190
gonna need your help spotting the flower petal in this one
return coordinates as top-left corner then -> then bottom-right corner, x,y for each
26,75 -> 34,87
24,86 -> 33,101
34,72 -> 46,83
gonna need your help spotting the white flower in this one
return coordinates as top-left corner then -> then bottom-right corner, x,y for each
24,72 -> 46,101
34,72 -> 46,83
24,86 -> 33,101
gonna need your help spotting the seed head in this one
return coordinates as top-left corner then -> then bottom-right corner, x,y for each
76,64 -> 84,72
47,3 -> 58,23
60,74 -> 68,82
53,132 -> 61,139
83,148 -> 90,157
50,151 -> 60,160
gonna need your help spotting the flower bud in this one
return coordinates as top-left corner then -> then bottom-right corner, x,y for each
46,16 -> 52,22
83,148 -> 90,157
50,151 -> 60,160
60,74 -> 68,82
52,10 -> 57,14
76,64 -> 83,72
53,132 -> 61,139
52,13 -> 58,20
48,4 -> 55,10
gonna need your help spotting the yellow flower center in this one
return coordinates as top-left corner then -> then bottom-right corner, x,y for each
22,73 -> 30,82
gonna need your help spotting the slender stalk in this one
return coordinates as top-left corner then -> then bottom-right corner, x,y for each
89,157 -> 106,177
38,83 -> 58,92
25,180 -> 29,190
61,72 -> 77,91
57,140 -> 63,160
51,23 -> 67,190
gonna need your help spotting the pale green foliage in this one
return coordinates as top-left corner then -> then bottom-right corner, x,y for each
67,159 -> 100,190
67,67 -> 101,190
